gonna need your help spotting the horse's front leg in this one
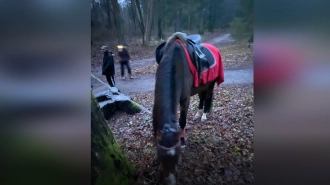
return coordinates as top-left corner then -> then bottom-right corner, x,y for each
179,97 -> 190,148
162,159 -> 176,185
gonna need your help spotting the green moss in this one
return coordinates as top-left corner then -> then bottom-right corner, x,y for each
95,141 -> 135,185
130,102 -> 140,110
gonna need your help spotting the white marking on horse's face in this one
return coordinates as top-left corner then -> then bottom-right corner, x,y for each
201,113 -> 207,121
167,149 -> 176,156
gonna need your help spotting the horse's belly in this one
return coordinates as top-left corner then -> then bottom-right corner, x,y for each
190,82 -> 213,96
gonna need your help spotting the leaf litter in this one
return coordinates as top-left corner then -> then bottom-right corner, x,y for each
219,44 -> 253,70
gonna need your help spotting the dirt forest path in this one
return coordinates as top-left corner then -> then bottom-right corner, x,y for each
92,33 -> 253,94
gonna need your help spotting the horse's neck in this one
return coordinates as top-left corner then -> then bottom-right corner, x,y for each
157,41 -> 184,126
159,86 -> 178,124
159,65 -> 179,125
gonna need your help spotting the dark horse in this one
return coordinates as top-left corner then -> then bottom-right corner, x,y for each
152,32 -> 224,185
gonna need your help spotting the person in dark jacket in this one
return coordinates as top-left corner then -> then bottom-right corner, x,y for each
117,44 -> 135,80
101,46 -> 116,87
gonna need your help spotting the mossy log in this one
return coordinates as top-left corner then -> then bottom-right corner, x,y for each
94,90 -> 141,120
91,92 -> 136,185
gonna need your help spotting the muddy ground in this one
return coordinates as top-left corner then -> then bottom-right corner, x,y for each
91,31 -> 254,185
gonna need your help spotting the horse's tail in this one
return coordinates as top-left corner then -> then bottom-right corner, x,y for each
164,32 -> 187,51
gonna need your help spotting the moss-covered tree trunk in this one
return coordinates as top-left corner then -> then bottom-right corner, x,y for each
91,92 -> 135,185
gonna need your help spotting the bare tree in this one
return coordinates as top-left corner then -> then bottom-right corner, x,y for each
91,0 -> 241,42
157,1 -> 163,39
198,8 -> 206,34
103,0 -> 113,28
174,8 -> 182,32
110,0 -> 125,44
128,0 -> 138,34
144,0 -> 154,44
132,0 -> 146,44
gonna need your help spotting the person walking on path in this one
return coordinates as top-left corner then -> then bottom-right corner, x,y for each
117,44 -> 135,80
101,45 -> 117,87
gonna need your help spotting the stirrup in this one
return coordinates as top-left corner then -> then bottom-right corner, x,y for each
195,48 -> 206,59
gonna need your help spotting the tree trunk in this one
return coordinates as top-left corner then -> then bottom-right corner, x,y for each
91,92 -> 136,185
174,10 -> 177,32
198,8 -> 205,34
157,17 -> 163,39
91,0 -> 98,26
141,0 -> 148,20
110,0 -> 125,44
133,0 -> 146,45
145,0 -> 154,44
105,0 -> 112,29
156,0 -> 163,39
208,0 -> 215,33
129,0 -> 137,35
175,8 -> 182,32
189,15 -> 192,32
148,15 -> 154,41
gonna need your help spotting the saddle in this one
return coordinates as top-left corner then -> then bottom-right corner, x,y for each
186,34 -> 215,77
155,33 -> 215,78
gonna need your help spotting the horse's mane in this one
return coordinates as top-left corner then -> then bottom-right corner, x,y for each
153,32 -> 190,148
163,32 -> 187,52
154,32 -> 187,129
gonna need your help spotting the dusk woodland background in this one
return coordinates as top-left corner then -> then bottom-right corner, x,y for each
91,0 -> 254,185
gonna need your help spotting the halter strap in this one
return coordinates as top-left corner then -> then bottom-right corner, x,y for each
157,140 -> 181,151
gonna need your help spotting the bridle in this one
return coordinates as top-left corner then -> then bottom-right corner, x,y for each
156,123 -> 181,151
157,140 -> 181,151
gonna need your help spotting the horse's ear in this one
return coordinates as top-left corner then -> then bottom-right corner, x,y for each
155,42 -> 166,64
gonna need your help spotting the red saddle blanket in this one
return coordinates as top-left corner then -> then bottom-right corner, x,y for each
177,40 -> 224,87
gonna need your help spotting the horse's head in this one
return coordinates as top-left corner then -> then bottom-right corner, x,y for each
156,123 -> 181,185
157,123 -> 181,150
